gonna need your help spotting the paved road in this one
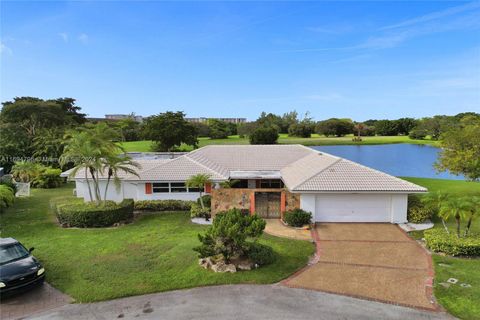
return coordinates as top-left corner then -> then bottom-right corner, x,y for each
28,285 -> 453,320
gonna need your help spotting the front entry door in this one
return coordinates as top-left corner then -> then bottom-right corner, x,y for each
255,192 -> 281,218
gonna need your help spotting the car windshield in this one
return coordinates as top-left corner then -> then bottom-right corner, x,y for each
0,243 -> 30,265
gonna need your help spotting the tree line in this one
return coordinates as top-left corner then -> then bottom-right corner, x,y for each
1,97 -> 479,180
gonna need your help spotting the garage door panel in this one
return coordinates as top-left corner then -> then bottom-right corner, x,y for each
315,194 -> 391,222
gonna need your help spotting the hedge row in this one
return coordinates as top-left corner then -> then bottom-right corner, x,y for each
134,199 -> 195,212
55,199 -> 134,228
424,229 -> 480,257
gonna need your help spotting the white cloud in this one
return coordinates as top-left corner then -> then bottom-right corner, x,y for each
0,42 -> 13,55
58,32 -> 68,43
380,1 -> 480,30
78,33 -> 89,44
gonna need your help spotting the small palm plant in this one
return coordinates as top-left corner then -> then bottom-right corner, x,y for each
102,155 -> 140,204
186,174 -> 212,209
11,161 -> 41,183
422,192 -> 450,233
464,196 -> 480,237
0,185 -> 15,212
438,197 -> 470,237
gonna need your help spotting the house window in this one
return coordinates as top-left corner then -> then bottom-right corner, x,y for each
152,183 -> 169,193
188,186 -> 202,192
260,179 -> 283,189
170,182 -> 187,193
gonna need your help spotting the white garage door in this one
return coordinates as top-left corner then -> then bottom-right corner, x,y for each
314,194 -> 392,222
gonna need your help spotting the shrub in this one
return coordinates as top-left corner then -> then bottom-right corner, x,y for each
55,199 -> 134,228
407,207 -> 433,223
0,185 -> 15,212
194,209 -> 266,262
197,195 -> 211,208
409,128 -> 428,140
0,176 -> 17,194
134,199 -> 194,211
249,126 -> 279,144
283,209 -> 312,227
32,167 -> 63,188
424,229 -> 480,257
190,202 -> 211,220
247,242 -> 276,266
288,123 -> 312,138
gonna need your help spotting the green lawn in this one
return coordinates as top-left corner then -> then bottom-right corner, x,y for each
0,184 -> 314,302
402,177 -> 480,320
120,134 -> 438,152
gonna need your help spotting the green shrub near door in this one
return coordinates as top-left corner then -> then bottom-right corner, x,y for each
283,209 -> 312,227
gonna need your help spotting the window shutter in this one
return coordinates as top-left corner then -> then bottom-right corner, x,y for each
145,183 -> 152,194
204,183 -> 212,193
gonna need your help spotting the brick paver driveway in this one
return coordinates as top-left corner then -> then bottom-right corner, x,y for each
283,223 -> 437,310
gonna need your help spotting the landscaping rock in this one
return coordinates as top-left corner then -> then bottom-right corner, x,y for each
447,278 -> 458,284
237,261 -> 254,271
439,282 -> 451,288
211,261 -> 236,273
438,263 -> 451,268
199,257 -> 213,270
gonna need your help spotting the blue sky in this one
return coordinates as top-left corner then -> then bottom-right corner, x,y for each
1,1 -> 479,121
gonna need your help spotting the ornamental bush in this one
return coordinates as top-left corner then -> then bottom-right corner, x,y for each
194,208 -> 266,262
0,184 -> 15,213
31,167 -> 63,188
55,199 -> 134,228
407,207 -> 433,223
190,202 -> 211,220
247,242 -> 276,266
283,209 -> 312,227
424,229 -> 480,257
197,195 -> 211,208
134,199 -> 194,211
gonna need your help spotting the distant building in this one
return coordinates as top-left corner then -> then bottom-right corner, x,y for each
105,114 -> 144,122
185,117 -> 247,124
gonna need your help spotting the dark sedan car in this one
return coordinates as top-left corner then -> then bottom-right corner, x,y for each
0,237 -> 45,297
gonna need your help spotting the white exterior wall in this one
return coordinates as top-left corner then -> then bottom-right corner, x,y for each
133,183 -> 200,201
75,180 -> 124,202
300,193 -> 408,224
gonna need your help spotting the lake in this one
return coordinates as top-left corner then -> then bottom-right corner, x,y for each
312,144 -> 464,180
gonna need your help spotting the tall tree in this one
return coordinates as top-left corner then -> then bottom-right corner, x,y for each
102,155 -> 140,204
436,119 -> 480,181
142,111 -> 198,151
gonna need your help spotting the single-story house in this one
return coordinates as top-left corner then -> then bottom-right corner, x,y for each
66,145 -> 427,223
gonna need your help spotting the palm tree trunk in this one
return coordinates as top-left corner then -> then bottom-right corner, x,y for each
84,168 -> 94,202
104,175 -> 112,205
455,214 -> 461,238
199,190 -> 204,209
95,171 -> 102,202
464,214 -> 473,237
441,219 -> 450,234
89,167 -> 100,203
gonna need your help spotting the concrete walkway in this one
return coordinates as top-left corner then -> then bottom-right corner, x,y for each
264,219 -> 312,241
283,223 -> 438,310
26,285 -> 452,320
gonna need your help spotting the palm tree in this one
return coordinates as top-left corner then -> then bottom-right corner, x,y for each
219,179 -> 240,188
464,196 -> 480,237
438,197 -> 470,237
11,161 -> 41,183
60,123 -> 123,204
102,155 -> 140,203
0,185 -> 15,212
422,192 -> 450,233
186,174 -> 212,209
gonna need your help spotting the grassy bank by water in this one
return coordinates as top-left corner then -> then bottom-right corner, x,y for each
120,134 -> 438,152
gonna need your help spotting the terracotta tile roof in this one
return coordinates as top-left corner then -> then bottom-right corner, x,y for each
65,145 -> 427,192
